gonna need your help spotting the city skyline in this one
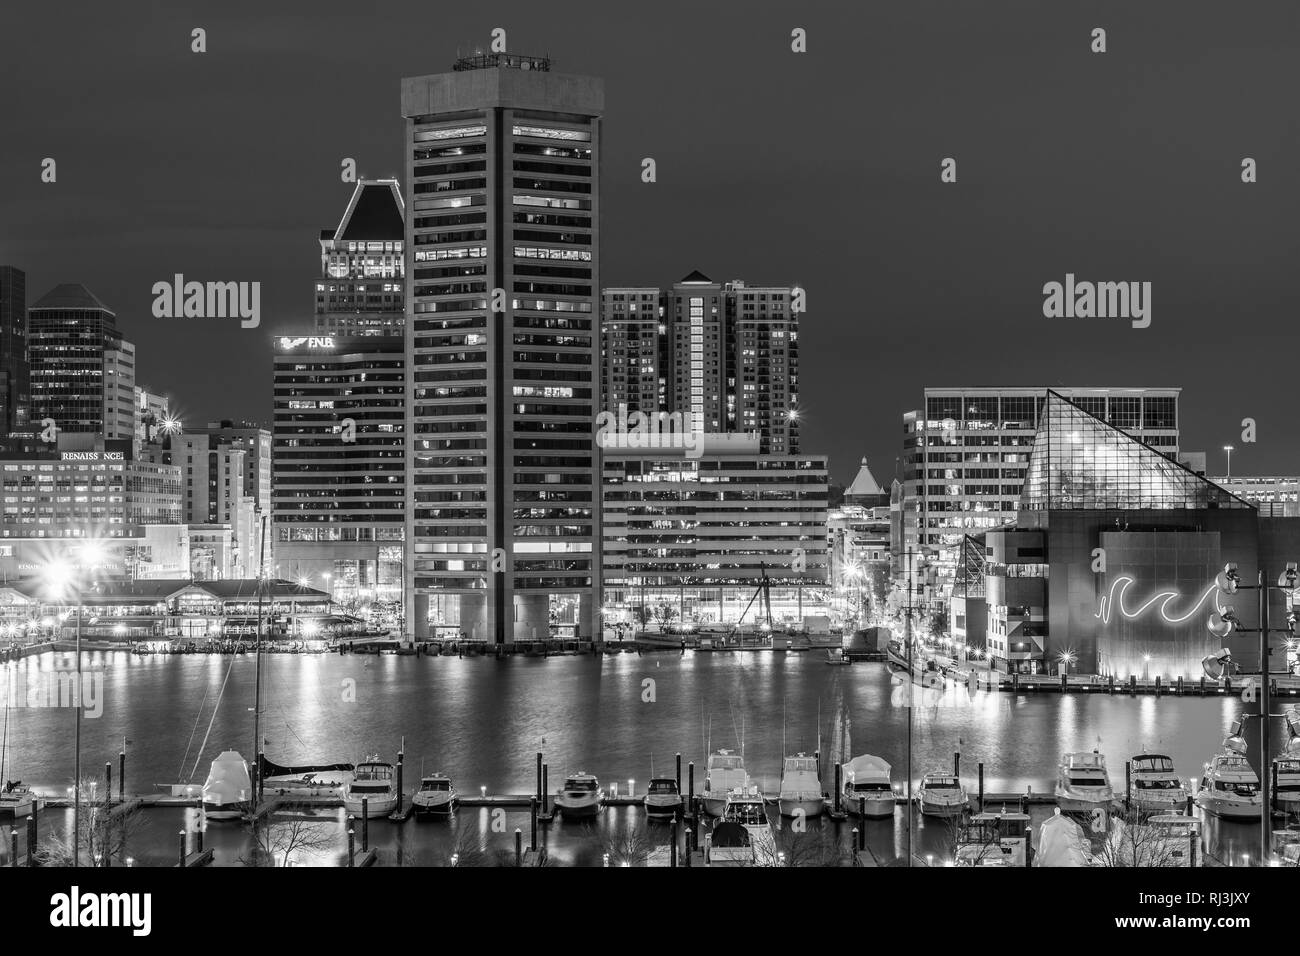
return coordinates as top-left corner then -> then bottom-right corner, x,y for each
3,2 -> 1299,483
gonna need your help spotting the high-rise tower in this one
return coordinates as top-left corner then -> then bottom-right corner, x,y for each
402,53 -> 603,642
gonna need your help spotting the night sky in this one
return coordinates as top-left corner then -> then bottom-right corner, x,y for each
2,1 -> 1298,484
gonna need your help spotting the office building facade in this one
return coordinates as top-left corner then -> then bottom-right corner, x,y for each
315,179 -> 406,337
272,334 -> 404,610
402,53 -> 603,642
27,284 -> 136,441
900,386 -> 1181,587
0,266 -> 29,443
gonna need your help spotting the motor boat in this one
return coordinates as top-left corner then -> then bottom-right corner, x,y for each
778,753 -> 824,818
1034,808 -> 1092,867
1128,753 -> 1189,814
1055,751 -> 1115,815
643,777 -> 683,820
702,749 -> 748,817
1196,753 -> 1262,821
1275,706 -> 1300,818
841,755 -> 896,818
914,771 -> 968,818
956,810 -> 1031,866
0,781 -> 41,820
705,821 -> 754,866
411,772 -> 457,817
714,786 -> 774,864
342,759 -> 398,817
555,771 -> 603,817
201,750 -> 253,821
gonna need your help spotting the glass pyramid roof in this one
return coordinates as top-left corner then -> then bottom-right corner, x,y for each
1020,391 -> 1254,511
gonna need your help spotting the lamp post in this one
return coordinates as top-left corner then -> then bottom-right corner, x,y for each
1209,561 -> 1298,864
1223,445 -> 1234,480
42,541 -> 106,867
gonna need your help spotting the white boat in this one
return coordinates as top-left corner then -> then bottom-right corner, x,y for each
1196,753 -> 1262,821
1128,753 -> 1189,814
702,749 -> 749,817
841,755 -> 896,818
555,771 -> 602,817
956,810 -> 1031,866
708,786 -> 774,865
201,750 -> 253,821
1105,814 -> 1201,867
411,772 -> 457,817
1276,706 -> 1300,818
1055,751 -> 1115,815
643,777 -> 683,820
342,760 -> 398,817
1034,808 -> 1092,867
778,753 -> 824,818
915,771 -> 968,818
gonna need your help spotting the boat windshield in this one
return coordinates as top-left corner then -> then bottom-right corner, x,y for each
709,755 -> 743,770
420,779 -> 451,792
1068,776 -> 1106,787
724,803 -> 765,826
1133,755 -> 1174,773
850,782 -> 892,792
1135,778 -> 1181,789
925,778 -> 960,789
1216,781 -> 1257,795
649,780 -> 678,793
355,765 -> 393,781
784,758 -> 817,772
1276,760 -> 1300,774
350,783 -> 392,793
564,778 -> 598,791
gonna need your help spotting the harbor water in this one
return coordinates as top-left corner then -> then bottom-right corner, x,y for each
0,649 -> 1278,865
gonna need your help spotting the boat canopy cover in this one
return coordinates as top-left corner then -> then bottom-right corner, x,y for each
711,822 -> 751,847
202,750 -> 253,805
1035,812 -> 1092,867
260,755 -> 356,777
843,755 -> 891,780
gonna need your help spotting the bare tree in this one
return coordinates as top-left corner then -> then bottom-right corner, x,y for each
34,776 -> 144,867
239,813 -> 334,867
1091,807 -> 1193,868
596,821 -> 653,866
757,821 -> 846,867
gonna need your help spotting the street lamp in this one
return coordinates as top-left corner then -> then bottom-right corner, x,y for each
1058,650 -> 1076,676
1208,561 -> 1298,863
1223,445 -> 1234,480
42,540 -> 107,867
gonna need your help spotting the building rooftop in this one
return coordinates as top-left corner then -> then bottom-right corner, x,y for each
29,283 -> 114,314
845,457 -> 885,499
678,270 -> 713,284
453,52 -> 551,72
332,180 -> 404,242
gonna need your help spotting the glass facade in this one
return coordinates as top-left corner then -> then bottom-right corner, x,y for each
1020,392 -> 1251,511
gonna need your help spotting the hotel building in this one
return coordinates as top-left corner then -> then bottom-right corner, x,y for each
315,179 -> 406,337
402,52 -> 602,642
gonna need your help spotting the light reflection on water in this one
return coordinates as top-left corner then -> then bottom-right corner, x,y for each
0,651 -> 1284,865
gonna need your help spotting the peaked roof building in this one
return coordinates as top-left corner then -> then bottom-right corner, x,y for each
315,179 -> 406,336
844,456 -> 886,505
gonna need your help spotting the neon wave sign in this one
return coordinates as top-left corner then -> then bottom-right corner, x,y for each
1094,576 -> 1221,626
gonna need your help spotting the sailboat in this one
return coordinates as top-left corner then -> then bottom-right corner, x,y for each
0,680 -> 41,819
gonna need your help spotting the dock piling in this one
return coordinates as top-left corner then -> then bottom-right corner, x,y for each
105,762 -> 112,805
119,750 -> 126,801
1154,675 -> 1162,697
1125,761 -> 1131,811
395,750 -> 404,815
196,825 -> 204,855
977,762 -> 984,813
530,797 -> 538,850
834,762 -> 842,814
361,799 -> 369,851
676,752 -> 682,796
9,827 -> 16,867
670,818 -> 678,868
25,815 -> 34,867
536,752 -> 543,804
1108,674 -> 1114,695
858,798 -> 865,847
514,828 -> 522,867
347,827 -> 355,867
542,764 -> 549,816
178,829 -> 186,867
953,752 -> 960,779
